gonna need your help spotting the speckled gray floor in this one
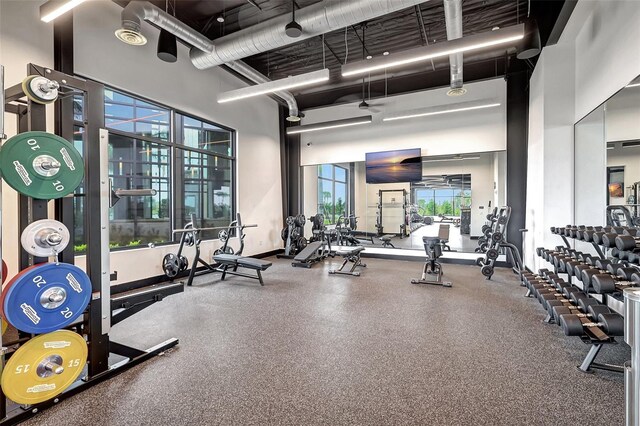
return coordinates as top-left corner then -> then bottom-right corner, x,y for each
25,258 -> 626,425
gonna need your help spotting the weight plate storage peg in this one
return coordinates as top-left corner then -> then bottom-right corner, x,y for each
1,330 -> 87,405
21,76 -> 60,104
21,219 -> 70,257
1,263 -> 92,334
0,131 -> 84,199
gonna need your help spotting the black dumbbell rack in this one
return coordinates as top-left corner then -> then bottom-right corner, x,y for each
1,64 -> 180,424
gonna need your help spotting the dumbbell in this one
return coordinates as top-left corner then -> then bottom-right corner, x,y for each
540,285 -> 589,309
549,294 -> 607,323
553,303 -> 613,326
591,270 -> 640,294
559,312 -> 624,337
615,234 -> 640,251
579,258 -> 619,289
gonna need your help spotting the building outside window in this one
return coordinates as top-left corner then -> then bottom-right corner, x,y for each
73,88 -> 235,252
317,164 -> 348,224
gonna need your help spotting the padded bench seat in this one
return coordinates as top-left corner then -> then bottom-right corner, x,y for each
379,234 -> 395,248
212,254 -> 271,285
329,246 -> 366,276
334,246 -> 364,256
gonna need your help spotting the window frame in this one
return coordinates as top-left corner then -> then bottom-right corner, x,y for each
73,82 -> 238,252
317,164 -> 349,224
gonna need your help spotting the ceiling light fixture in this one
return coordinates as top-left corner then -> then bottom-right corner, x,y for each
383,100 -> 501,122
217,68 -> 329,103
216,14 -> 225,23
285,0 -> 302,38
422,156 -> 480,163
341,24 -> 524,77
40,0 -> 86,23
157,29 -> 178,62
286,116 -> 372,135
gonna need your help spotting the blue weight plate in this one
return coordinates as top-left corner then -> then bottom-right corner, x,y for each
3,263 -> 91,334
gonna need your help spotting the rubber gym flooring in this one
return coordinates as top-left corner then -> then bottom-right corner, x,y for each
26,257 -> 626,425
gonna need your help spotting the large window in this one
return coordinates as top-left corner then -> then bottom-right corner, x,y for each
317,164 -> 348,224
413,175 -> 471,217
73,88 -> 235,251
176,114 -> 234,240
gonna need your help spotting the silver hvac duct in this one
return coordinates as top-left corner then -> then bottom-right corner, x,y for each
443,0 -> 464,93
118,1 -> 299,121
188,0 -> 431,69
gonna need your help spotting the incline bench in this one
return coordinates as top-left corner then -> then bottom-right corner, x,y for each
212,254 -> 272,285
329,246 -> 366,276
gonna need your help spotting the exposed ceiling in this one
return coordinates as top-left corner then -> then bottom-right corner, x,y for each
117,0 -> 568,110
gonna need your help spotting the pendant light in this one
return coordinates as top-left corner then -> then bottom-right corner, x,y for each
285,0 -> 302,38
157,0 -> 177,62
358,24 -> 369,109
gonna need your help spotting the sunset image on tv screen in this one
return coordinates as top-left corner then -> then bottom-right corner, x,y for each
365,148 -> 422,184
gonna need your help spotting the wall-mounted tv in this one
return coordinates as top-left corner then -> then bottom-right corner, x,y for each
365,148 -> 422,184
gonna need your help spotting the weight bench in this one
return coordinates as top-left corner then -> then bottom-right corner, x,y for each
212,254 -> 272,285
379,234 -> 395,248
329,246 -> 366,276
292,241 -> 326,268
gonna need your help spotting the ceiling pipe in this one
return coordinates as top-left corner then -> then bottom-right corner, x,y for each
443,0 -> 465,95
188,0 -> 431,69
118,1 -> 299,121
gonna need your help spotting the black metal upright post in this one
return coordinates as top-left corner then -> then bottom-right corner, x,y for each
54,12 -> 76,265
83,79 -> 109,377
506,70 -> 529,254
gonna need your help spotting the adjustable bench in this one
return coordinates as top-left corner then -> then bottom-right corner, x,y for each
291,241 -> 326,268
329,246 -> 366,276
379,234 -> 395,248
212,254 -> 272,285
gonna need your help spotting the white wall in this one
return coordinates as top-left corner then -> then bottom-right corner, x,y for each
0,0 -> 55,280
574,105 -> 606,225
299,78 -> 507,166
605,87 -> 640,142
524,0 -> 640,271
0,1 -> 283,285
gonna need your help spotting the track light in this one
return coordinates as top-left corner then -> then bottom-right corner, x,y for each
341,24 -> 524,77
157,29 -> 177,63
218,69 -> 329,103
286,116 -> 373,135
516,18 -> 541,60
40,0 -> 86,23
383,100 -> 501,122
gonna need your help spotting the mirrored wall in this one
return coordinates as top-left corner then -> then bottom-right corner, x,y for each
575,74 -> 640,226
301,150 -> 507,253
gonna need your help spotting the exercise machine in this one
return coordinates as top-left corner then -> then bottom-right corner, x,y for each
411,237 -> 452,287
375,189 -> 409,237
277,215 -> 307,258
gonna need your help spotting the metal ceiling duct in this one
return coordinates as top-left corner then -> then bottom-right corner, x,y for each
119,1 -> 300,121
443,0 -> 465,95
188,0 -> 431,69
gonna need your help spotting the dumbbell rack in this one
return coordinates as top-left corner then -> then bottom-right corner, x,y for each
0,64 -> 179,424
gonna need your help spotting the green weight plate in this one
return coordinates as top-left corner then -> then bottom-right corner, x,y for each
0,131 -> 83,199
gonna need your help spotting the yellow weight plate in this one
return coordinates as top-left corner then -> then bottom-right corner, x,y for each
1,319 -> 6,335
1,330 -> 87,405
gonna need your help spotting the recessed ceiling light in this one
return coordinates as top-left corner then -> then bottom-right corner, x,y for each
366,55 -> 373,60
216,15 -> 225,23
383,51 -> 390,56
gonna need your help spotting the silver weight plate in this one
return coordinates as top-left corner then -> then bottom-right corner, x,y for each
26,76 -> 59,103
21,219 -> 70,257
